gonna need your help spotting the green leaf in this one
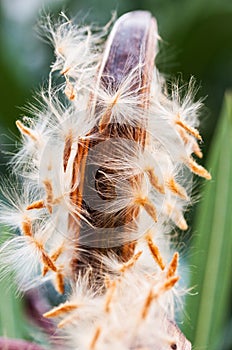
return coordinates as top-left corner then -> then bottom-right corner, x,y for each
0,229 -> 26,339
183,92 -> 232,349
0,279 -> 25,338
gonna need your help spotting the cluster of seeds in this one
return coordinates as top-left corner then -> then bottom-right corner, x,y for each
0,11 -> 210,350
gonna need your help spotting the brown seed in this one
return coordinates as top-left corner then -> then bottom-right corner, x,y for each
166,252 -> 179,278
145,233 -> 165,270
167,178 -> 189,201
26,200 -> 45,210
187,157 -> 211,180
176,117 -> 202,141
16,120 -> 37,141
43,302 -> 79,318
90,326 -> 101,350
120,251 -> 143,273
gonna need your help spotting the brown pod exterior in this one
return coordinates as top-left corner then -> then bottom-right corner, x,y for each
70,11 -> 158,280
63,12 -> 192,349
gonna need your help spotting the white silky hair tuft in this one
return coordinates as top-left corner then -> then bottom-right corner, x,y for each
0,11 -> 209,350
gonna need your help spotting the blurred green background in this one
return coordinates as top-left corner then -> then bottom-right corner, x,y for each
0,0 -> 231,349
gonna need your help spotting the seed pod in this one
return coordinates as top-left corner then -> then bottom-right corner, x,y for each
70,11 -> 158,279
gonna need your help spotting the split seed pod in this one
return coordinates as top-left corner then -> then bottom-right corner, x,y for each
0,10 -> 211,350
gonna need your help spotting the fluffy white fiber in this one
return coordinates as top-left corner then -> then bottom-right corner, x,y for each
0,11 -> 210,350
